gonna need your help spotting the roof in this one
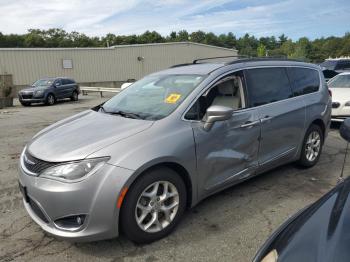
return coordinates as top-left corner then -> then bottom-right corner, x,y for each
0,42 -> 237,52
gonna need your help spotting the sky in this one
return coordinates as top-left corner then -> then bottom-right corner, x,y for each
0,0 -> 349,40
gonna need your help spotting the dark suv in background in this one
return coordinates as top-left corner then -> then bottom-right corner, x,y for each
321,58 -> 350,80
18,77 -> 80,106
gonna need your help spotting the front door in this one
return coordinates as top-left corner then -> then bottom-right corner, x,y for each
187,72 -> 261,199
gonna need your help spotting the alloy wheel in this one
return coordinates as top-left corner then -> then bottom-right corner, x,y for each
135,181 -> 179,233
305,131 -> 321,162
48,95 -> 55,105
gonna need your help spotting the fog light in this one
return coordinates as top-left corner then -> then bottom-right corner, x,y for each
54,215 -> 86,231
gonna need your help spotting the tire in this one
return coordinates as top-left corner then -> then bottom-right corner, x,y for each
45,94 -> 55,106
71,91 -> 78,101
120,167 -> 187,244
297,124 -> 324,168
20,101 -> 31,106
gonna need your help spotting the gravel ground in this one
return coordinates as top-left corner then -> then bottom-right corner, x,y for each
0,94 -> 348,262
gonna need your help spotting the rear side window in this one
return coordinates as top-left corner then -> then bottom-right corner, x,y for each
245,67 -> 292,107
61,79 -> 69,85
287,68 -> 320,96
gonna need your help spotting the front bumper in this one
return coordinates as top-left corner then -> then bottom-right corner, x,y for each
18,93 -> 45,103
18,161 -> 134,242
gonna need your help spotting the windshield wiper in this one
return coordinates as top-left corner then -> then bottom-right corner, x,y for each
104,110 -> 142,119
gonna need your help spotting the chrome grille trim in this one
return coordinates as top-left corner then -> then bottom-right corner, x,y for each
21,150 -> 57,175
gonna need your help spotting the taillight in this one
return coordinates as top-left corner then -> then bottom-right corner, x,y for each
328,89 -> 332,97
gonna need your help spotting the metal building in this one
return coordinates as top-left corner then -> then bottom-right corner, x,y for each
0,42 -> 237,90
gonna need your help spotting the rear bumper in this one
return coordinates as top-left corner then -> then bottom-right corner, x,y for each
331,115 -> 350,122
18,159 -> 134,242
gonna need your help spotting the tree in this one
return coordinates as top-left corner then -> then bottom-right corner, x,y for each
0,29 -> 349,62
257,44 -> 267,57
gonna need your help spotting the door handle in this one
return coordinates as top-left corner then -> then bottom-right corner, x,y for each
240,120 -> 259,128
261,115 -> 273,123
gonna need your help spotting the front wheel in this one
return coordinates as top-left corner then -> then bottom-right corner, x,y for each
70,91 -> 78,101
120,167 -> 187,244
297,124 -> 323,167
45,94 -> 55,106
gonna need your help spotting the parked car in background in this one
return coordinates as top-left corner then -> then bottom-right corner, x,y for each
328,72 -> 350,121
121,79 -> 136,90
18,77 -> 80,106
253,118 -> 350,262
18,58 -> 331,244
321,58 -> 350,81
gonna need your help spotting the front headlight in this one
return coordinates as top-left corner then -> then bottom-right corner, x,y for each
34,90 -> 44,97
40,157 -> 109,182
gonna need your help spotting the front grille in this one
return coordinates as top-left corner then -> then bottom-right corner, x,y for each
23,150 -> 57,174
21,93 -> 33,99
332,102 -> 340,108
28,197 -> 49,223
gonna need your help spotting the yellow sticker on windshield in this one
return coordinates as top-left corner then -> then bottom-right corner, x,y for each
165,93 -> 182,104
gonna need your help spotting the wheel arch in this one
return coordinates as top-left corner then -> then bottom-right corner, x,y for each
124,161 -> 194,209
310,118 -> 326,141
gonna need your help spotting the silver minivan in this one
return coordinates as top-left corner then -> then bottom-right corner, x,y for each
18,58 -> 331,243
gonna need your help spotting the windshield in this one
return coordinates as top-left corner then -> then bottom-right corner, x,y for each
102,74 -> 205,120
328,74 -> 350,88
32,79 -> 54,87
320,61 -> 337,70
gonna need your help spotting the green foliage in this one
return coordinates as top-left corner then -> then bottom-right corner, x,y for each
0,28 -> 349,62
257,44 -> 267,57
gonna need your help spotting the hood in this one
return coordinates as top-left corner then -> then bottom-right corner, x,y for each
254,177 -> 350,262
27,110 -> 153,162
329,88 -> 350,103
19,86 -> 36,93
20,86 -> 48,93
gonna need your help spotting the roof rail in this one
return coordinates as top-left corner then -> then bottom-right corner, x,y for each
169,63 -> 194,68
169,56 -> 305,69
193,55 -> 249,64
225,57 -> 304,65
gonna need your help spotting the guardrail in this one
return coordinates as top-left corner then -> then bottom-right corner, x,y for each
80,86 -> 121,97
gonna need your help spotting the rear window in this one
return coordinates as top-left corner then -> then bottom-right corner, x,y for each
245,67 -> 292,107
287,68 -> 320,96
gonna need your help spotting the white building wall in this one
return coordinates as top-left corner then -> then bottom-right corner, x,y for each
0,42 -> 237,86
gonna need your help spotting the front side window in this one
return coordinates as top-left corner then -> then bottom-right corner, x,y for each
287,68 -> 320,96
185,71 -> 245,120
102,74 -> 205,120
328,74 -> 350,88
245,68 -> 292,107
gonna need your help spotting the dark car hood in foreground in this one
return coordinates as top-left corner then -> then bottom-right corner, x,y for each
27,110 -> 153,162
254,177 -> 350,262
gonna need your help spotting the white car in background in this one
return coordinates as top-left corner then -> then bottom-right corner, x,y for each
328,72 -> 350,121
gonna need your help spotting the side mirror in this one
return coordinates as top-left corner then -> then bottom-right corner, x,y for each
203,105 -> 233,131
340,118 -> 350,142
54,82 -> 61,87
